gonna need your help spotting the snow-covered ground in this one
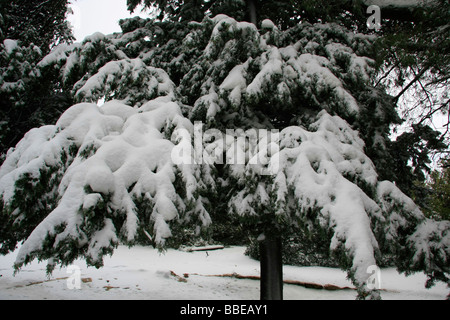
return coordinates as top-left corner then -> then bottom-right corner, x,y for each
0,246 -> 447,300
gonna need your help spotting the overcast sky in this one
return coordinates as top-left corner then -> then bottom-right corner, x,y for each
68,0 -> 150,42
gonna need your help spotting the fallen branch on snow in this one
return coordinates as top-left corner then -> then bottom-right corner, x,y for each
181,272 -> 356,291
180,245 -> 225,252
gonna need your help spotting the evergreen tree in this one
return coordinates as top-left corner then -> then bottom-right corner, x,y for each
1,11 -> 448,300
0,0 -> 73,54
388,124 -> 447,207
0,0 -> 74,160
372,0 -> 450,186
127,0 -> 450,196
127,0 -> 370,28
421,159 -> 450,221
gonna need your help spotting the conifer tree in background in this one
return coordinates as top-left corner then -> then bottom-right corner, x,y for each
0,0 -> 74,160
0,0 -> 448,300
0,0 -> 73,53
415,158 -> 450,222
373,0 -> 449,194
428,160 -> 450,221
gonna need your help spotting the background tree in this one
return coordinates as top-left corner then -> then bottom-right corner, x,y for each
415,158 -> 450,221
372,0 -> 450,191
127,0 -> 369,28
428,160 -> 450,221
0,0 -> 74,161
0,0 -> 73,53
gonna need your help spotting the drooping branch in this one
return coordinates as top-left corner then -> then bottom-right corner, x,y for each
363,0 -> 437,7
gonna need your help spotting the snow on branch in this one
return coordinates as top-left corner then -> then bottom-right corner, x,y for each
74,58 -> 174,107
0,98 -> 210,270
0,13 -> 448,299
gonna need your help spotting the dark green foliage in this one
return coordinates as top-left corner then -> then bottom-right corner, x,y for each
0,0 -> 73,54
127,0 -> 247,23
413,159 -> 450,222
427,160 -> 450,221
0,0 -> 74,159
127,0 -> 369,30
388,124 -> 447,203
1,0 -> 448,300
246,230 -> 339,268
125,1 -> 450,199
0,144 -> 78,254
130,194 -> 155,246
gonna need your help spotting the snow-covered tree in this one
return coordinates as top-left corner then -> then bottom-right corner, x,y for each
0,5 -> 449,300
0,0 -> 73,53
0,0 -> 74,159
127,0 -> 369,28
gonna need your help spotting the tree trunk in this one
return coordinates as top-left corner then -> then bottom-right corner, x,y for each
259,236 -> 283,300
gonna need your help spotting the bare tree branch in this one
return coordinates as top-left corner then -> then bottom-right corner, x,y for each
394,66 -> 430,102
375,63 -> 399,87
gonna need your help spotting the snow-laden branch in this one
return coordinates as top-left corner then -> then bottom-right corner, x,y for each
0,98 -> 211,269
